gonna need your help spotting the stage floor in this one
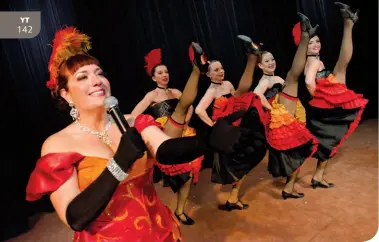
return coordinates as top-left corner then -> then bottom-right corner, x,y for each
8,119 -> 378,242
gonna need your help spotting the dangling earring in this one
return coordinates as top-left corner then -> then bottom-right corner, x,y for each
69,102 -> 79,120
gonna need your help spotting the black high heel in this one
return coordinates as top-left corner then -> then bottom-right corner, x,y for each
334,2 -> 359,23
190,42 -> 208,73
223,200 -> 249,211
311,179 -> 335,189
282,190 -> 305,200
297,12 -> 319,38
237,35 -> 263,56
174,212 -> 195,225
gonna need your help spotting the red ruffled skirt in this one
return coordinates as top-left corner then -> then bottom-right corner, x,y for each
154,116 -> 203,185
212,92 -> 268,125
266,93 -> 318,177
306,74 -> 368,160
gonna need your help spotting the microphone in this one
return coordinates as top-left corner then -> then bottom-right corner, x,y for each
104,96 -> 130,133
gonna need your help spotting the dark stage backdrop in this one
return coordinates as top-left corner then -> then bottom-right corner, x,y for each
1,0 -> 377,240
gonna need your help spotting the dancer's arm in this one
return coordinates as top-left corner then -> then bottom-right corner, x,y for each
304,59 -> 320,96
253,79 -> 272,110
131,91 -> 156,116
224,81 -> 236,95
195,88 -> 216,126
47,128 -> 146,232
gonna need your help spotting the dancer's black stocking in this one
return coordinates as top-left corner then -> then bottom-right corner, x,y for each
165,43 -> 205,137
281,12 -> 313,115
311,159 -> 335,188
333,2 -> 358,84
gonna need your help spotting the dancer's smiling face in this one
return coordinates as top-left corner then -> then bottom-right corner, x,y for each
258,51 -> 276,74
308,35 -> 321,55
152,64 -> 169,87
207,61 -> 225,82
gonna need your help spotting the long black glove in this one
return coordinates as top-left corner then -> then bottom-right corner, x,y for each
156,110 -> 249,164
66,127 -> 146,232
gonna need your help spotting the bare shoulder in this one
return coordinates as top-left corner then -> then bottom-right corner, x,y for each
306,57 -> 320,66
205,86 -> 217,95
170,88 -> 182,99
145,90 -> 158,100
319,60 -> 325,69
305,58 -> 320,73
223,80 -> 234,88
41,125 -> 75,156
258,78 -> 269,87
274,76 -> 285,84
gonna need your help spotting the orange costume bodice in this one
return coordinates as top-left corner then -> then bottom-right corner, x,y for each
26,152 -> 182,242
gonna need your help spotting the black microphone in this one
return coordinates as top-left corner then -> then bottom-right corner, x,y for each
104,96 -> 130,133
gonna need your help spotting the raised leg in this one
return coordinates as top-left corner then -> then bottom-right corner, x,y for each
333,2 -> 358,84
281,13 -> 313,114
166,43 -> 205,137
234,35 -> 261,96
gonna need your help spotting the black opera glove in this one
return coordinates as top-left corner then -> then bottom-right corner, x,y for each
65,127 -> 146,232
113,127 -> 146,171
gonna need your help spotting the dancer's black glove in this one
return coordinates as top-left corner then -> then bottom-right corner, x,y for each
113,127 -> 146,170
66,127 -> 146,232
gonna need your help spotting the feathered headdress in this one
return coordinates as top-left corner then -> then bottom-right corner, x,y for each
46,26 -> 92,90
292,22 -> 301,46
144,48 -> 162,76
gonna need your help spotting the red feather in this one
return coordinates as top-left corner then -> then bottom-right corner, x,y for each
292,22 -> 301,46
144,48 -> 162,76
47,26 -> 91,90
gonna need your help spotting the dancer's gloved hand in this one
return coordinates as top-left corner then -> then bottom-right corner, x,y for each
113,127 -> 147,171
207,110 -> 249,154
66,126 -> 147,232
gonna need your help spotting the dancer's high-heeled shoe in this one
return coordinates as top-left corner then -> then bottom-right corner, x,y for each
334,2 -> 359,23
297,12 -> 319,38
189,42 -> 208,73
311,178 -> 335,189
282,190 -> 304,200
175,212 -> 195,225
222,200 -> 249,211
237,35 -> 263,56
